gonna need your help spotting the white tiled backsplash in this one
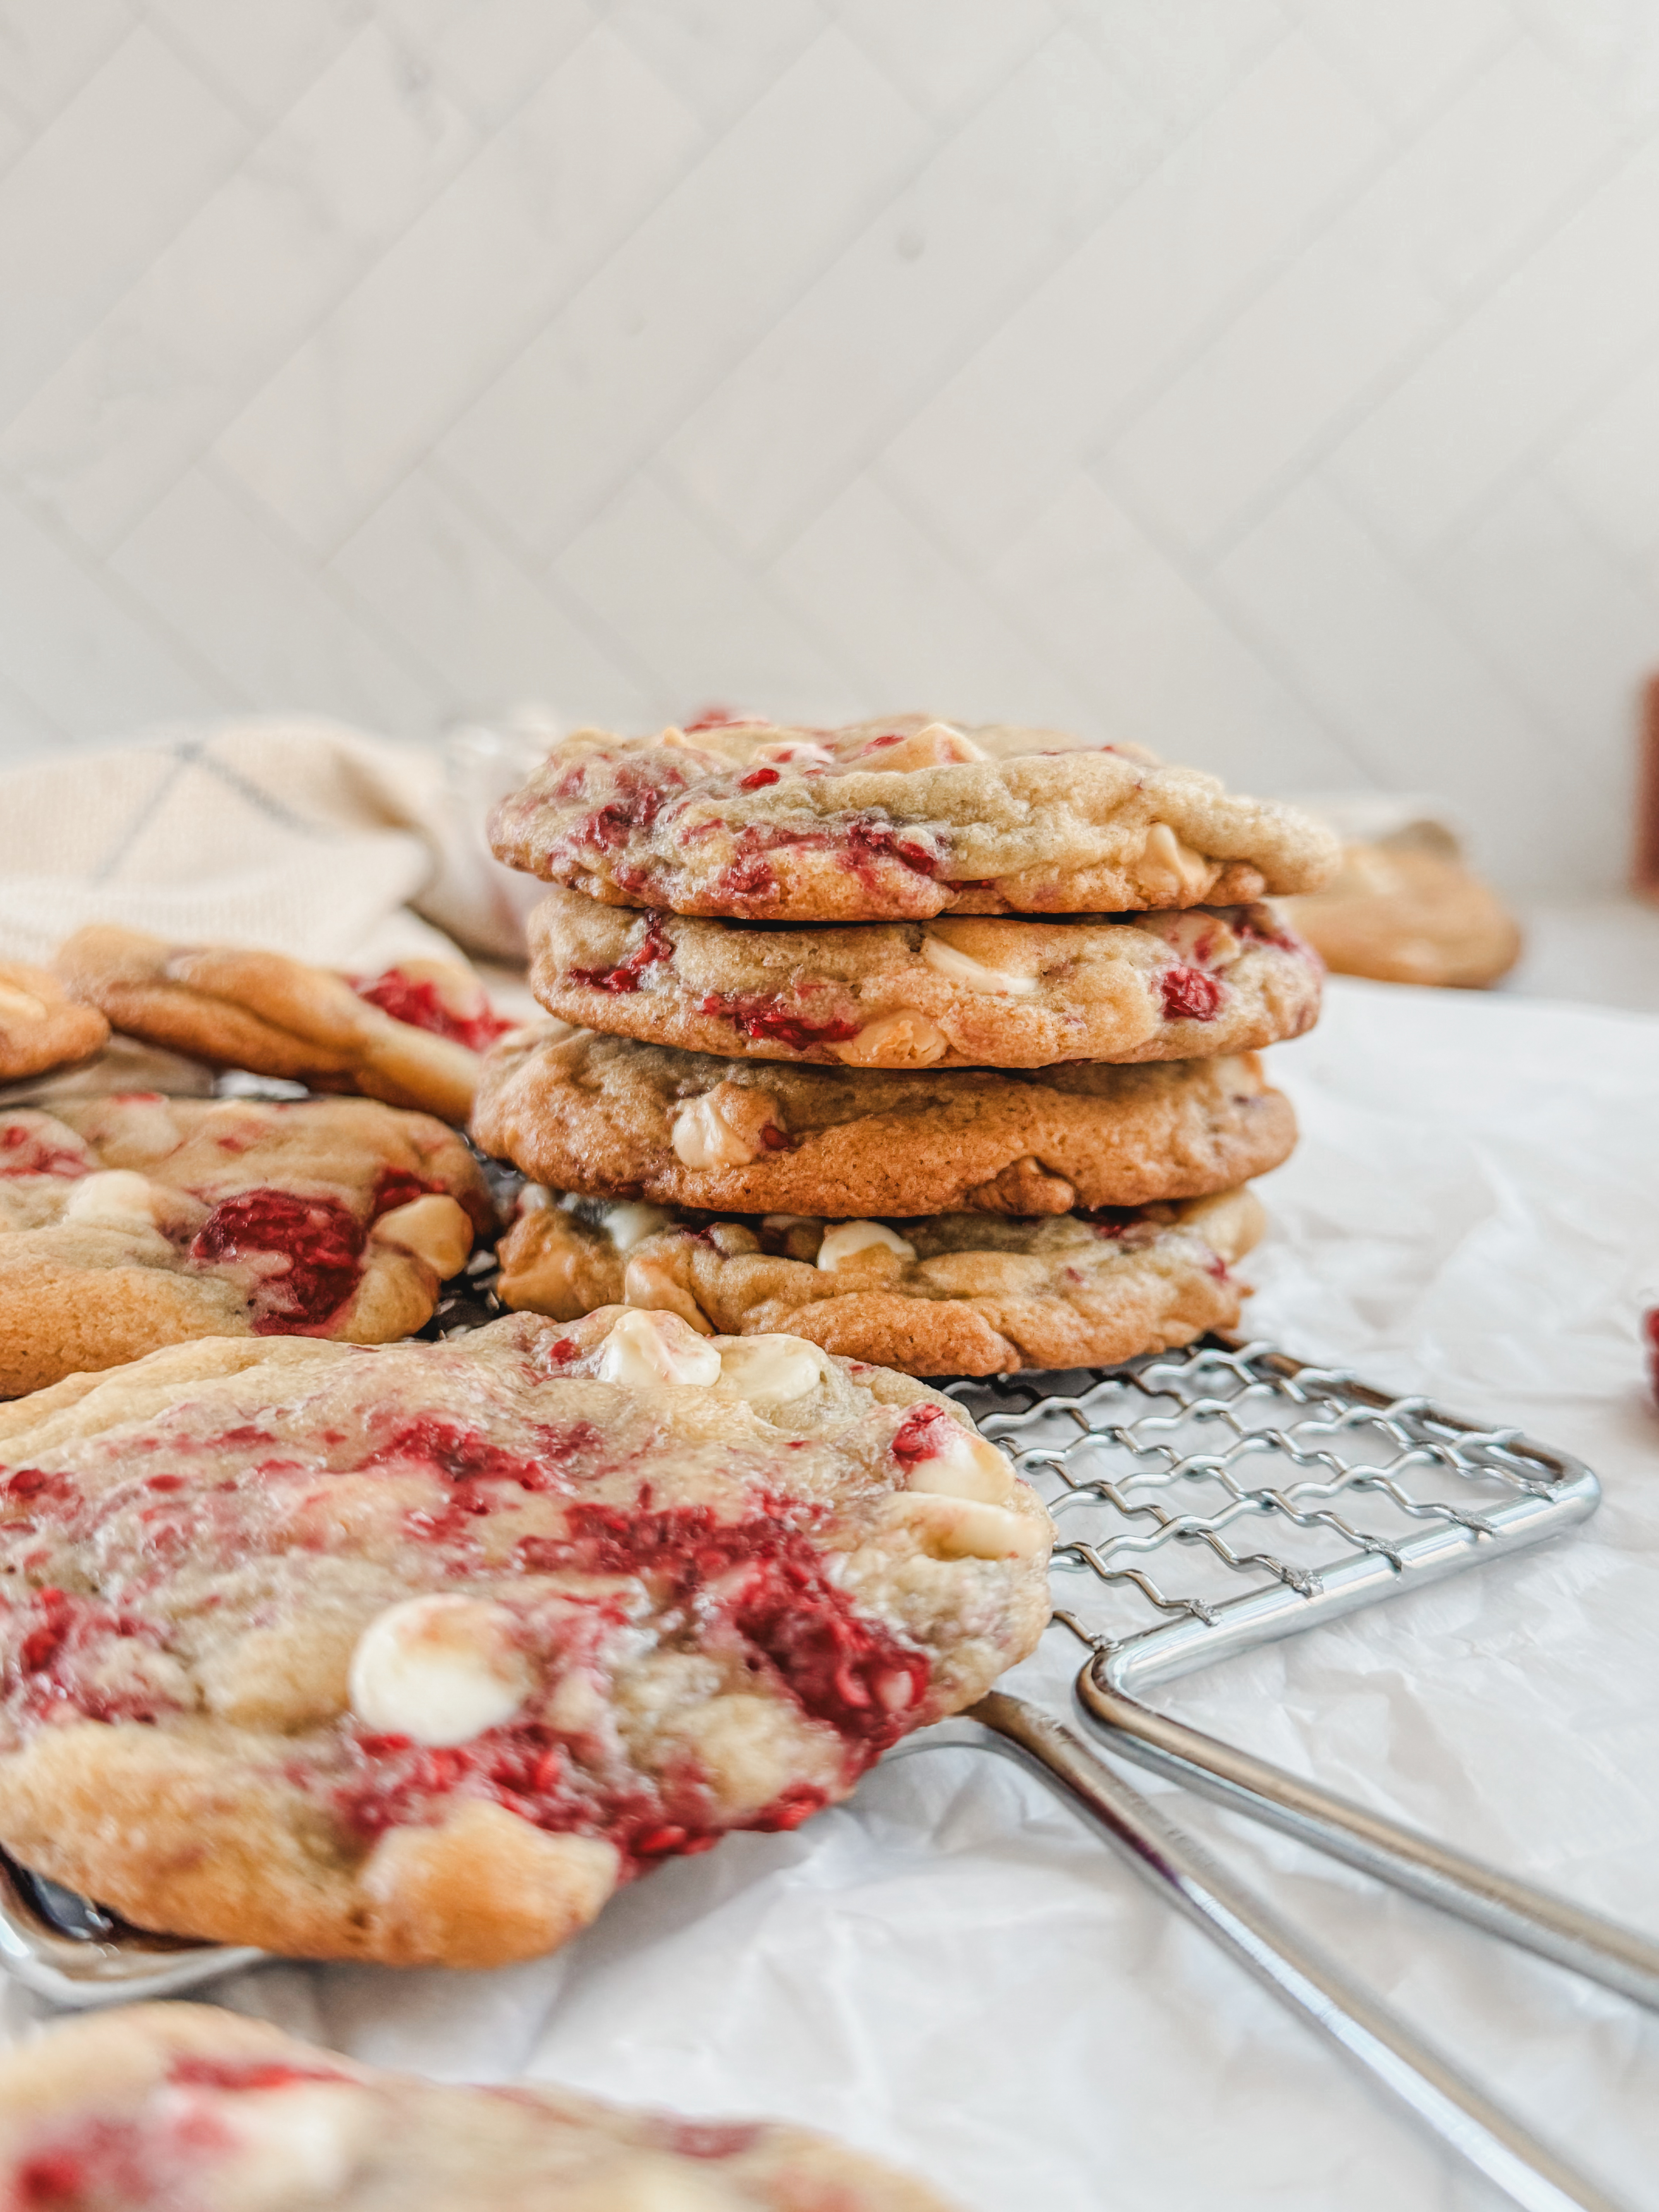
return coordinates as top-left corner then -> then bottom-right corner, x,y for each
4,0 -> 1659,895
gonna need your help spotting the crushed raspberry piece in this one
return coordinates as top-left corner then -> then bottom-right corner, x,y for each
698,993 -> 860,1051
1160,965 -> 1224,1022
0,1124 -> 89,1179
568,914 -> 673,995
713,853 -> 778,903
839,815 -> 940,889
1644,1307 -> 1659,1409
890,1403 -> 959,1464
668,2121 -> 764,2161
351,968 -> 514,1053
738,767 -> 780,790
6,1587 -> 178,1725
328,1503 -> 929,1862
190,1189 -> 365,1334
170,2056 -> 345,2092
757,1125 -> 792,1151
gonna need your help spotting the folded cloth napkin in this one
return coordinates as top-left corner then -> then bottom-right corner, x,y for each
0,717 -> 547,975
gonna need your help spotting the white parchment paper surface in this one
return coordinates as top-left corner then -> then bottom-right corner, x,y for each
5,974 -> 1659,2212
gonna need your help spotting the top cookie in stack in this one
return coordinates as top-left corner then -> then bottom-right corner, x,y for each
477,714 -> 1338,1378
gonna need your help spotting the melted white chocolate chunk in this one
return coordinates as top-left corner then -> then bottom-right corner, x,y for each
1136,821 -> 1212,901
716,1333 -> 824,1403
349,1595 -> 531,1747
903,1422 -> 1018,1506
891,1492 -> 1048,1561
598,1307 -> 723,1386
62,1170 -> 163,1234
371,1194 -> 472,1277
816,1220 -> 917,1272
921,931 -> 1040,996
672,1091 -> 759,1169
831,1012 -> 948,1068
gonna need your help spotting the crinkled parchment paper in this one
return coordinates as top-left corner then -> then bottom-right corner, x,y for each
5,976 -> 1658,2211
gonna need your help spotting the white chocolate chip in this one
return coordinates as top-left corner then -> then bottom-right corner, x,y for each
817,1220 -> 917,1272
371,1195 -> 472,1277
831,1012 -> 949,1068
716,1334 -> 824,1403
904,1423 -> 1019,1506
62,1170 -> 163,1235
519,1183 -> 554,1212
167,2082 -> 372,2203
0,982 -> 46,1021
598,1307 -> 723,1386
921,931 -> 1040,996
349,1595 -> 532,1747
599,1201 -> 676,1252
1137,821 -> 1212,902
672,1092 -> 759,1169
891,1492 -> 1048,1561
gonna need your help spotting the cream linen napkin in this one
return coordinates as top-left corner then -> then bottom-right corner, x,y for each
0,717 -> 544,975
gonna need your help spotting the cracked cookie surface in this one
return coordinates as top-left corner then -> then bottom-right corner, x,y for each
0,2004 -> 958,2210
526,887 -> 1321,1070
57,925 -> 517,1124
490,714 -> 1340,921
0,1094 -> 491,1395
0,1314 -> 1048,1963
497,1187 -> 1264,1377
474,1024 -> 1297,1218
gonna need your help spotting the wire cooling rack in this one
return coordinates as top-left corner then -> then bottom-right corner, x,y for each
942,1336 -> 1601,1694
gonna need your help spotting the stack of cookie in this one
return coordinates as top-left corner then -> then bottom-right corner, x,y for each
474,714 -> 1338,1377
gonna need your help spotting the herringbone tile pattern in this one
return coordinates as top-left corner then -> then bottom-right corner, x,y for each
3,0 -> 1657,891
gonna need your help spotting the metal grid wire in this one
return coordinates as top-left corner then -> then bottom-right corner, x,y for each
944,1337 -> 1600,1693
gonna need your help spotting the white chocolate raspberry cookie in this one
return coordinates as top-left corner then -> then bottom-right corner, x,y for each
491,714 -> 1339,921
527,888 -> 1321,1070
0,1313 -> 1049,1963
56,925 -> 519,1124
0,2004 -> 957,2211
497,1187 -> 1265,1377
0,1094 -> 491,1396
1283,836 -> 1521,989
474,1024 -> 1297,1218
0,961 -> 108,1081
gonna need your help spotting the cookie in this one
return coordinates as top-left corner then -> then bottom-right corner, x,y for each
56,926 -> 519,1124
496,1186 -> 1264,1376
0,961 -> 108,1081
490,714 -> 1341,921
474,1024 -> 1297,1218
1282,837 -> 1521,989
526,887 -> 1321,1070
0,2004 -> 955,2212
0,1313 -> 1049,1963
0,1094 -> 492,1396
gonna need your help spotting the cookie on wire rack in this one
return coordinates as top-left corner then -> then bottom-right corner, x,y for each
495,1185 -> 1265,1377
524,888 -> 1322,1070
0,1311 -> 1049,1965
490,713 -> 1339,921
0,1094 -> 492,1395
473,1024 -> 1297,1218
0,2003 -> 957,2211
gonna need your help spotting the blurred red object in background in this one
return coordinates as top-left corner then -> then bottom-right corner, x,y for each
1637,675 -> 1659,904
